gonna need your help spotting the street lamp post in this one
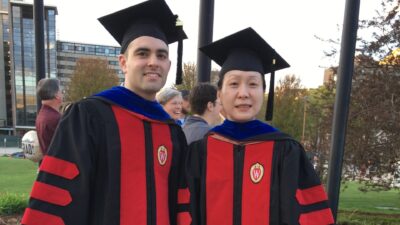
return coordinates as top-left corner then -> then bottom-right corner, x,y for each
197,0 -> 214,83
34,0 -> 45,110
302,96 -> 308,143
327,0 -> 360,220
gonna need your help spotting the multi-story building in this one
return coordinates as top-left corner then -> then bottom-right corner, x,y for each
0,0 -> 57,135
323,67 -> 336,85
0,1 -> 122,136
0,1 -> 11,130
56,41 -> 123,90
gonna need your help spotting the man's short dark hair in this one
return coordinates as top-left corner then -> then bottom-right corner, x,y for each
189,83 -> 217,115
37,78 -> 60,100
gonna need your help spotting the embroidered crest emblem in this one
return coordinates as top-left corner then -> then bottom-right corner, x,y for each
157,145 -> 168,166
250,163 -> 264,183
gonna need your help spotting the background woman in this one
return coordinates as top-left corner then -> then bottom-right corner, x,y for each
157,88 -> 184,125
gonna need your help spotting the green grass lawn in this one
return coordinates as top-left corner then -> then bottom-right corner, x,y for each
0,157 -> 37,194
337,210 -> 400,225
339,181 -> 400,214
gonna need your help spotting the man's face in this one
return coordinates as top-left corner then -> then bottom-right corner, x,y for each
55,89 -> 63,104
182,99 -> 190,115
209,98 -> 223,125
119,36 -> 171,101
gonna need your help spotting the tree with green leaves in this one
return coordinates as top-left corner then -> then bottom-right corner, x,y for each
322,0 -> 400,190
269,74 -> 306,141
65,58 -> 119,102
305,77 -> 336,179
345,54 -> 400,190
174,62 -> 219,91
345,0 -> 399,190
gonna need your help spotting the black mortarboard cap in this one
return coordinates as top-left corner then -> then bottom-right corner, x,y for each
200,27 -> 290,121
98,0 -> 187,84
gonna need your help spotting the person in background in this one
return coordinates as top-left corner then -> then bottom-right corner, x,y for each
21,1 -> 190,225
157,88 -> 184,125
35,78 -> 62,164
182,83 -> 222,145
179,89 -> 190,125
186,27 -> 334,225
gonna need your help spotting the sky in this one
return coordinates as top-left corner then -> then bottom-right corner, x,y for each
43,0 -> 380,88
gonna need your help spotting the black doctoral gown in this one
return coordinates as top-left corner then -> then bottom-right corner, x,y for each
186,119 -> 334,225
22,87 -> 190,225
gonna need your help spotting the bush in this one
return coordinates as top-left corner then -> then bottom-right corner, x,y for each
0,193 -> 28,215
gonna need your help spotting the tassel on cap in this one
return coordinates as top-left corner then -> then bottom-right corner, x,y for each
175,16 -> 184,85
265,58 -> 276,121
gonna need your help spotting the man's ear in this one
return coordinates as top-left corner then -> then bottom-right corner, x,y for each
54,92 -> 62,102
118,54 -> 127,74
207,101 -> 214,111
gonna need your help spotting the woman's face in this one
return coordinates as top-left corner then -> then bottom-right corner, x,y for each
218,70 -> 264,122
163,95 -> 183,120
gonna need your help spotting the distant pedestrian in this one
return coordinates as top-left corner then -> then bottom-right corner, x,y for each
179,90 -> 190,125
35,78 -> 62,164
183,83 -> 222,144
157,88 -> 184,125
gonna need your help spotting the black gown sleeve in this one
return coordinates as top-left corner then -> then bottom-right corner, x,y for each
21,99 -> 105,225
185,139 -> 206,225
171,125 -> 192,225
279,140 -> 334,225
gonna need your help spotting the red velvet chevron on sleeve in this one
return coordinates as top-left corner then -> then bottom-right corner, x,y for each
299,208 -> 334,225
21,208 -> 65,225
178,188 -> 190,204
39,156 -> 79,179
296,185 -> 328,205
30,181 -> 72,206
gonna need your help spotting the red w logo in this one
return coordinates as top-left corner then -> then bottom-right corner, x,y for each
250,163 -> 264,183
252,168 -> 261,180
158,146 -> 168,166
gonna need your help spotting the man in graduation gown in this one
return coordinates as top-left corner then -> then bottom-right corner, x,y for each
21,1 -> 190,225
186,28 -> 334,225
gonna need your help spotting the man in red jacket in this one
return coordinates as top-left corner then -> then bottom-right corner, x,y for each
35,78 -> 62,164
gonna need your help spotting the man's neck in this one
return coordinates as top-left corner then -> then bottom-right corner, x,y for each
192,114 -> 210,125
123,85 -> 156,102
201,111 -> 221,126
42,100 -> 60,112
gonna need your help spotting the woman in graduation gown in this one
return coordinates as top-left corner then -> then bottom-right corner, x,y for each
186,28 -> 334,225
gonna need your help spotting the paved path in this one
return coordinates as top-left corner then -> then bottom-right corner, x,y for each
0,147 -> 22,156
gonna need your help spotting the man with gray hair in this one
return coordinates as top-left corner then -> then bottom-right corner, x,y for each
35,78 -> 62,161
